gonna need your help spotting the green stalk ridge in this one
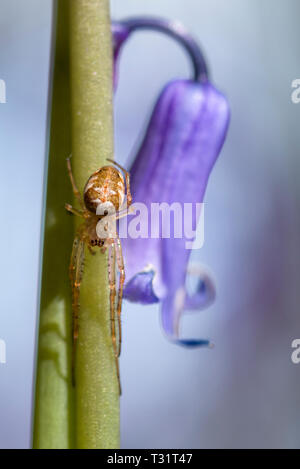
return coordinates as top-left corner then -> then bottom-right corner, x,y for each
33,0 -> 75,449
70,0 -> 119,449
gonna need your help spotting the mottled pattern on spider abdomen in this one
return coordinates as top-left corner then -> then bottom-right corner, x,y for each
83,165 -> 125,213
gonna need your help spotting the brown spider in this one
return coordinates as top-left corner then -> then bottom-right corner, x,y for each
65,157 -> 132,392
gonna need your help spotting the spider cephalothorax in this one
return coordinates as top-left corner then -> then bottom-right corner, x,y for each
65,157 -> 132,392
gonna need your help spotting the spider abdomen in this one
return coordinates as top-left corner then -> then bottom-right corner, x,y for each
83,165 -> 125,213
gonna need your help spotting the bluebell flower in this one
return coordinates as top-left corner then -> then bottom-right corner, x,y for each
112,18 -> 230,346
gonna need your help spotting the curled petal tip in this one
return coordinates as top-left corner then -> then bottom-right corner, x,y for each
124,270 -> 160,305
184,266 -> 216,312
160,267 -> 216,349
172,338 -> 211,348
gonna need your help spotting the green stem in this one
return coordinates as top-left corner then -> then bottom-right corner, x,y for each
33,0 -> 119,449
33,0 -> 75,449
70,0 -> 119,449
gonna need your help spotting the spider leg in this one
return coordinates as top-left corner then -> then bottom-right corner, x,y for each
103,206 -> 133,227
88,245 -> 96,255
116,205 -> 134,220
66,157 -> 85,210
115,235 -> 125,358
65,203 -> 85,218
108,242 -> 121,394
106,158 -> 132,207
69,231 -> 85,386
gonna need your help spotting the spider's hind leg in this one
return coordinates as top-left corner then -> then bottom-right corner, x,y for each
108,242 -> 121,394
69,231 -> 85,386
115,236 -> 125,358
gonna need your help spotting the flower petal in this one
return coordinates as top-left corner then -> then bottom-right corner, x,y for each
171,339 -> 211,347
123,270 -> 159,304
160,268 -> 215,346
121,79 -> 230,345
161,297 -> 211,347
183,266 -> 216,312
112,18 -> 230,346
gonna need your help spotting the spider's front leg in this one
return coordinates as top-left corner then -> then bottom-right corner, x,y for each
65,203 -> 85,218
107,158 -> 133,208
65,158 -> 90,219
66,157 -> 85,210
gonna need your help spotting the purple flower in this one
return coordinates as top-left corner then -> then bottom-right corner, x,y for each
112,18 -> 230,346
112,22 -> 130,89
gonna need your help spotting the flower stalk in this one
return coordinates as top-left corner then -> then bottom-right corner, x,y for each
69,0 -> 119,449
33,0 -> 75,449
113,17 -> 209,82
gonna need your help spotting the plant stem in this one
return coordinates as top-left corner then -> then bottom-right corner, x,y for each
33,0 -> 75,449
69,0 -> 119,449
33,0 -> 118,449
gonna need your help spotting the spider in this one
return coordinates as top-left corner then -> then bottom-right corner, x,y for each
65,157 -> 132,392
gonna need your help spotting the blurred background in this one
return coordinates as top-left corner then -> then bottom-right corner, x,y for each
0,0 -> 300,449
